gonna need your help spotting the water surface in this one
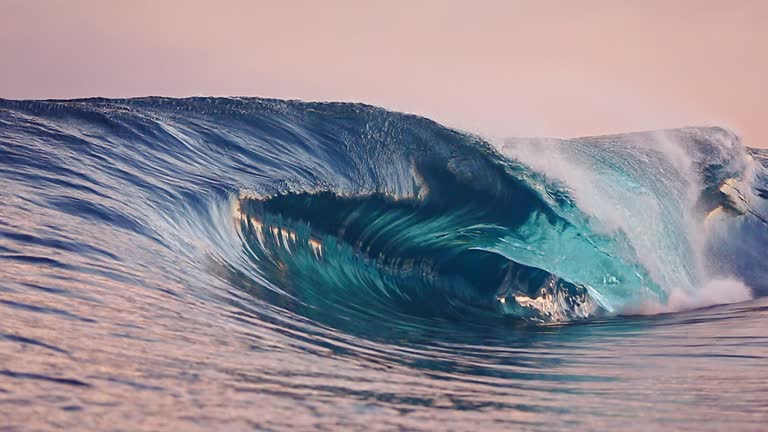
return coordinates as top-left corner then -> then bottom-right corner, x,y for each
1,97 -> 766,430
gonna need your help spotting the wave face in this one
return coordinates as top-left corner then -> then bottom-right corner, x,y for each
1,97 -> 766,325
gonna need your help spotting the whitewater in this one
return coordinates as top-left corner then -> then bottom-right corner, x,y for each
1,97 -> 766,431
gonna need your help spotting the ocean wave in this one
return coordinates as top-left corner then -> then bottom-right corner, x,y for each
1,97 -> 766,325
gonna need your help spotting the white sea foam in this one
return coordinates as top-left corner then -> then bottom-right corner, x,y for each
622,278 -> 752,315
494,130 -> 756,315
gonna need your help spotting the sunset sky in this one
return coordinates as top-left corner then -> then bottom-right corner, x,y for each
1,0 -> 766,147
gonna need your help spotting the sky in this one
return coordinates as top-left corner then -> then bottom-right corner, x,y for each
1,0 -> 766,147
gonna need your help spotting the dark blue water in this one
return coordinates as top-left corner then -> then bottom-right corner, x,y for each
1,97 -> 767,430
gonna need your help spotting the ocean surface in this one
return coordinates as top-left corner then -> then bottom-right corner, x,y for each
1,97 -> 766,431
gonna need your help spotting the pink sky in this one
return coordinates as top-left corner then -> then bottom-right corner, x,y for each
1,0 -> 766,147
